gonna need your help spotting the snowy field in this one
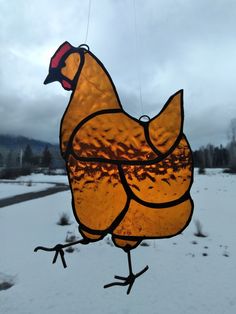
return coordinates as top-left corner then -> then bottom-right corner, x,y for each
0,169 -> 235,314
0,173 -> 69,199
0,182 -> 54,199
16,173 -> 68,184
14,173 -> 69,185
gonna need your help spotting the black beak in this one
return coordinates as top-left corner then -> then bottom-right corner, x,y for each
43,68 -> 73,90
44,72 -> 56,85
44,68 -> 61,85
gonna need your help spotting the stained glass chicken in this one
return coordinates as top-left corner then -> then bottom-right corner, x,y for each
35,42 -> 193,294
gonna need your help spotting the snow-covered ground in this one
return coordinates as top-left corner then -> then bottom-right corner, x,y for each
0,182 -> 54,199
14,173 -> 69,185
0,173 -> 69,199
0,169 -> 235,314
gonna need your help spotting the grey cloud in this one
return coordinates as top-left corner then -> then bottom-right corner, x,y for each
0,0 -> 236,149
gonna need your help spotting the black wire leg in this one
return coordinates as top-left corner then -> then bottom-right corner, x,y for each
34,239 -> 89,268
104,250 -> 149,294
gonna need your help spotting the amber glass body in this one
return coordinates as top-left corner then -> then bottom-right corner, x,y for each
48,46 -> 194,250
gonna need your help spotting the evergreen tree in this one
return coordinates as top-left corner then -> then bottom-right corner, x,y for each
227,118 -> 236,172
222,147 -> 229,167
228,141 -> 236,172
41,146 -> 52,168
23,144 -> 34,166
0,152 -> 3,167
6,150 -> 15,168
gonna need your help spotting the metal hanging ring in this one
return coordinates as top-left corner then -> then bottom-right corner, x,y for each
78,44 -> 90,51
139,115 -> 151,122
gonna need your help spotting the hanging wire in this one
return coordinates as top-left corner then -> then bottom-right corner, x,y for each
84,0 -> 92,44
133,0 -> 144,116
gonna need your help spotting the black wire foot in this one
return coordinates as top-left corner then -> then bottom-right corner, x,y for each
104,265 -> 149,294
34,244 -> 67,268
34,239 -> 89,268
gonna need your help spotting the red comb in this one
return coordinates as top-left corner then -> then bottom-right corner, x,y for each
51,42 -> 72,68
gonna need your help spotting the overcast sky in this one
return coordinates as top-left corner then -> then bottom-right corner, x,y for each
0,0 -> 236,149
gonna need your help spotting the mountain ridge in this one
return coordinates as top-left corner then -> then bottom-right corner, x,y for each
0,134 -> 64,168
0,134 -> 57,152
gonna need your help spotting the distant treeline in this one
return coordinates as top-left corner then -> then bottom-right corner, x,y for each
1,136 -> 236,173
193,140 -> 236,171
0,144 -> 57,169
0,134 -> 65,170
0,143 -> 65,179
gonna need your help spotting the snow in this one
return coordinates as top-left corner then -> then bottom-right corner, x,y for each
0,169 -> 235,314
0,173 -> 69,199
14,173 -> 69,184
0,182 -> 54,199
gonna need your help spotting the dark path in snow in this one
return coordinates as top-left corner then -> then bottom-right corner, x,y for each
0,183 -> 70,208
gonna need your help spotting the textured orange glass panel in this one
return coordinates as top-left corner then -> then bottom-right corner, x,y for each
59,50 -> 194,249
61,53 -> 81,80
60,52 -> 121,154
149,92 -> 182,153
113,198 -> 193,239
67,155 -> 127,231
72,112 -> 158,161
80,229 -> 103,241
112,238 -> 141,250
122,137 -> 192,203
